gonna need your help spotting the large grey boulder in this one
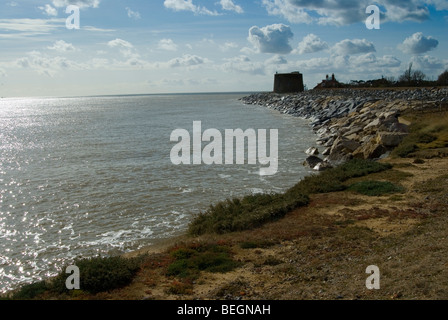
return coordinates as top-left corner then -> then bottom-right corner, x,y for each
305,147 -> 319,156
303,156 -> 324,168
376,132 -> 409,147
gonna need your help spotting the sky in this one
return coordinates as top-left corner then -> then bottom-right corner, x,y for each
0,0 -> 447,97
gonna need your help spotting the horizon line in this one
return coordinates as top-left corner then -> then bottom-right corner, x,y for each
0,91 -> 264,100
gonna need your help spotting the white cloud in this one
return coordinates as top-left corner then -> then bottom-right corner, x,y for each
14,51 -> 85,76
52,0 -> 100,9
126,7 -> 141,20
399,32 -> 439,55
261,0 -> 439,26
219,0 -> 244,14
292,52 -> 402,79
240,46 -> 257,55
107,39 -> 139,59
376,55 -> 402,68
0,18 -> 64,34
262,0 -> 313,24
426,0 -> 448,10
333,39 -> 376,55
167,54 -> 210,68
348,53 -> 401,69
83,26 -> 116,32
157,39 -> 178,51
163,0 -> 219,16
107,38 -> 134,49
410,55 -> 447,70
39,4 -> 58,16
164,0 -> 195,12
248,24 -> 294,54
48,40 -> 76,52
220,42 -> 239,52
383,4 -> 429,23
265,55 -> 288,65
221,55 -> 265,75
294,57 -> 333,72
295,34 -> 328,54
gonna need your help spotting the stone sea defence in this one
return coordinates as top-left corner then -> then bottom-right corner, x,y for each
241,88 -> 448,170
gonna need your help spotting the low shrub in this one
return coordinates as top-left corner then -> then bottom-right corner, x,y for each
348,180 -> 404,196
286,159 -> 392,195
51,255 -> 142,294
392,143 -> 418,158
10,281 -> 48,300
189,159 -> 392,235
392,112 -> 448,158
239,240 -> 276,249
188,192 -> 309,235
166,244 -> 240,280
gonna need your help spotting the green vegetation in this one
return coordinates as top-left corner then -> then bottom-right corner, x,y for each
437,69 -> 448,86
287,159 -> 393,195
52,255 -> 142,295
392,113 -> 448,158
348,180 -> 404,196
8,255 -> 142,299
166,243 -> 240,280
239,240 -> 277,249
346,66 -> 448,88
414,174 -> 448,195
8,159 -> 393,299
188,192 -> 309,235
189,159 -> 392,235
10,281 -> 49,300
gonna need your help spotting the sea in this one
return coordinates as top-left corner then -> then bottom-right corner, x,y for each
0,93 -> 317,293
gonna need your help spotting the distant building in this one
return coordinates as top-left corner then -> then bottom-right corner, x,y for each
314,73 -> 343,89
274,72 -> 304,93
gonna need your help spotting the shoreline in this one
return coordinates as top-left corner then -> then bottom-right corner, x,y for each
6,89 -> 446,299
240,88 -> 447,165
117,87 -> 448,299
122,87 -> 448,265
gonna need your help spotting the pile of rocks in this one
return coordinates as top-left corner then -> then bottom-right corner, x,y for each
240,88 -> 448,170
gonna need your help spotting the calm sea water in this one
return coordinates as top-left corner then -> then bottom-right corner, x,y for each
0,93 -> 317,293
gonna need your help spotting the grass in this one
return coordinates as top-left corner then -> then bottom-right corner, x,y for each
9,255 -> 144,299
8,100 -> 448,301
239,240 -> 277,249
392,112 -> 448,158
166,243 -> 240,280
414,174 -> 448,196
347,180 -> 405,196
188,192 -> 310,235
9,159 -> 392,299
9,281 -> 49,300
188,159 -> 392,236
53,255 -> 143,295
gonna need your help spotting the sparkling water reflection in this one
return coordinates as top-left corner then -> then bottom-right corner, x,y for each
0,93 -> 317,293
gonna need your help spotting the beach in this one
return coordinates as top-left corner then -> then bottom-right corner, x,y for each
5,88 -> 448,300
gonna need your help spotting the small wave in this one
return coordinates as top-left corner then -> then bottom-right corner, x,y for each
250,188 -> 264,194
